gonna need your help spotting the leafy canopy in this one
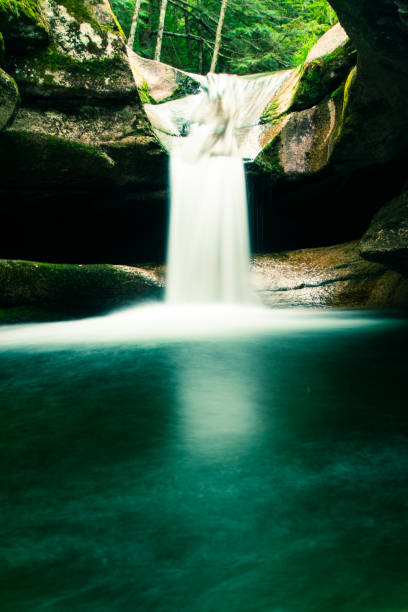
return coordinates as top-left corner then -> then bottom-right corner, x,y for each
111,0 -> 337,74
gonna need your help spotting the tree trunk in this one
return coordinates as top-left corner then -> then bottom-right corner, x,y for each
155,0 -> 169,61
185,10 -> 192,57
197,0 -> 203,73
210,0 -> 228,72
127,0 -> 142,50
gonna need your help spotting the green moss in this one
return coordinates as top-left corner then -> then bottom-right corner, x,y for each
14,48 -> 127,89
140,73 -> 201,106
0,130 -> 112,185
38,49 -> 123,74
342,65 -> 357,118
0,259 -> 162,324
0,0 -> 40,22
0,305 -> 65,323
0,0 -> 48,46
255,135 -> 285,179
290,40 -> 357,112
162,74 -> 200,102
260,101 -> 279,124
0,32 -> 4,62
137,78 -> 154,104
56,0 -> 123,35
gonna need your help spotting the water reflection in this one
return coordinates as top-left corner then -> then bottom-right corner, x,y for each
173,344 -> 262,457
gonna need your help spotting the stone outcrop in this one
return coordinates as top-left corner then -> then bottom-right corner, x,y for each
0,259 -> 163,323
253,242 -> 408,309
360,190 -> 408,275
0,0 -> 168,263
2,241 -> 407,324
0,67 -> 19,129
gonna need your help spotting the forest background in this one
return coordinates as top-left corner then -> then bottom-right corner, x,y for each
111,0 -> 337,75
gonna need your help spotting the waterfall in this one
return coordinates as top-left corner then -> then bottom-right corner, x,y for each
143,70 -> 291,305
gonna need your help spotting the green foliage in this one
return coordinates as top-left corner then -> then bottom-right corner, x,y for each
110,0 -> 338,74
0,0 -> 40,22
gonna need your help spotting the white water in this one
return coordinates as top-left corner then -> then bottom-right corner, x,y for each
0,306 -> 386,350
162,72 -> 290,304
5,68 -> 385,350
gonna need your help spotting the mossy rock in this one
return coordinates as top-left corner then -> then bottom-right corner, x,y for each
290,39 -> 357,112
0,31 -> 4,62
0,129 -> 113,187
0,259 -> 163,323
255,134 -> 286,179
360,190 -> 408,276
54,0 -> 125,36
128,49 -> 202,105
0,0 -> 49,51
1,0 -> 134,101
0,66 -> 19,129
6,48 -> 136,102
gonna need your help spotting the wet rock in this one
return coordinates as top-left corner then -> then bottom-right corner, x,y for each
252,242 -> 408,309
128,48 -> 202,104
0,259 -> 163,323
0,68 -> 19,130
360,191 -> 408,275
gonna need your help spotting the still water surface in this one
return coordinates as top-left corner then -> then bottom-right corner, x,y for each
1,309 -> 407,611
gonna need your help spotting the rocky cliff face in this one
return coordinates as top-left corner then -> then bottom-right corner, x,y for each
0,0 -> 167,264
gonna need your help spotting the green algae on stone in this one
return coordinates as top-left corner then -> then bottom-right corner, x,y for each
0,66 -> 19,129
255,134 -> 285,179
7,48 -> 136,101
0,31 -> 4,62
0,129 -> 113,186
0,259 -> 163,323
56,0 -> 124,35
0,0 -> 49,50
290,40 -> 357,112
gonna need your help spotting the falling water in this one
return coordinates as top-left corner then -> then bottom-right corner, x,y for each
144,70 -> 290,304
167,75 -> 252,303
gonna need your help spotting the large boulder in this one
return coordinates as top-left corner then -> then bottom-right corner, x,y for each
0,259 -> 163,323
360,190 -> 408,275
0,67 -> 19,130
253,242 -> 408,309
0,0 -> 49,51
328,0 -> 408,115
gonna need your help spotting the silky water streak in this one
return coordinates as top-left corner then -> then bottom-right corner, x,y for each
159,71 -> 290,304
